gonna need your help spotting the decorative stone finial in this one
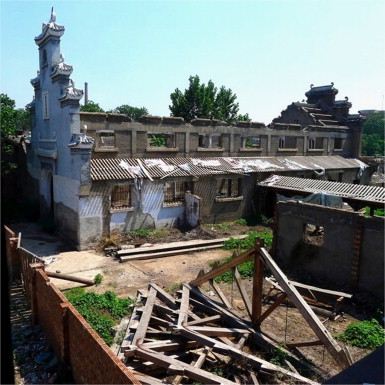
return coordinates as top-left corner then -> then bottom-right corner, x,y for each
331,82 -> 334,87
59,53 -> 64,63
49,7 -> 56,23
345,96 -> 349,101
310,84 -> 314,89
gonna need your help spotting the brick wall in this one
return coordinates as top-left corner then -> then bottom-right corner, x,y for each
21,261 -> 140,384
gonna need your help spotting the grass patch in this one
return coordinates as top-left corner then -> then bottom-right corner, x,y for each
364,206 -> 385,216
64,287 -> 133,345
337,319 -> 385,350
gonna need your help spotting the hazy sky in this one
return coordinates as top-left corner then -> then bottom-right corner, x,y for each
1,0 -> 384,124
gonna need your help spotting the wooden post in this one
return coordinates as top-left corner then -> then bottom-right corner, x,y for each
29,262 -> 45,325
251,238 -> 264,328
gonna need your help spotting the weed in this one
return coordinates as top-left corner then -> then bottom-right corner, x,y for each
115,330 -> 126,345
150,228 -> 170,239
234,218 -> 247,226
337,319 -> 384,350
64,288 -> 133,346
270,345 -> 289,365
217,222 -> 233,231
167,282 -> 182,293
127,228 -> 152,238
94,274 -> 103,286
364,206 -> 385,216
108,281 -> 118,289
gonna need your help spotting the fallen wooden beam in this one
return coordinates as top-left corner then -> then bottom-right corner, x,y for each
186,314 -> 222,326
120,244 -> 222,262
45,271 -> 94,286
188,326 -> 251,337
190,248 -> 255,286
209,279 -> 233,309
233,267 -> 252,318
258,246 -> 352,369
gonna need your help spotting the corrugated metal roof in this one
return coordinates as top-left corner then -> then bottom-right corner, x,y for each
258,174 -> 385,204
90,155 -> 366,182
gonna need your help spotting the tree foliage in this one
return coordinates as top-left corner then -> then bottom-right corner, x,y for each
111,105 -> 149,121
361,112 -> 384,156
1,93 -> 18,138
169,75 -> 250,124
80,100 -> 105,113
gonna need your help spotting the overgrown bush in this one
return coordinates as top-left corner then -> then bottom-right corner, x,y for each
64,288 -> 132,345
337,319 -> 385,350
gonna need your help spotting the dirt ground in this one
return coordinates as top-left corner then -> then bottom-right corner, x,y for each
10,221 -> 374,381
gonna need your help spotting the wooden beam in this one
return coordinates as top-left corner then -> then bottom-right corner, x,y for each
233,267 -> 252,318
137,158 -> 154,181
190,249 -> 255,286
132,287 -> 157,345
180,328 -> 319,385
188,326 -> 251,337
258,247 -> 351,369
186,314 -> 222,326
286,340 -> 324,348
251,239 -> 265,327
257,293 -> 287,325
149,282 -> 178,310
45,271 -> 94,286
139,339 -> 200,353
177,284 -> 190,327
235,333 -> 249,350
249,370 -> 260,385
135,347 -> 238,385
209,278 -> 233,309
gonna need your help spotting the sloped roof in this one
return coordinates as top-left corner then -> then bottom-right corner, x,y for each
90,155 -> 365,181
258,174 -> 385,204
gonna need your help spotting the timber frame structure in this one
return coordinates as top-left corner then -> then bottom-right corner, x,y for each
117,238 -> 353,384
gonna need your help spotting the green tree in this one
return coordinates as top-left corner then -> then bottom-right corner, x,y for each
169,75 -> 249,124
80,100 -> 105,113
361,112 -> 384,156
1,93 -> 18,138
111,104 -> 149,121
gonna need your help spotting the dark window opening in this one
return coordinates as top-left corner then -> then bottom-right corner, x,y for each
334,138 -> 343,150
164,181 -> 192,204
111,185 -> 132,209
98,132 -> 116,149
278,136 -> 285,149
303,223 -> 324,246
216,178 -> 241,198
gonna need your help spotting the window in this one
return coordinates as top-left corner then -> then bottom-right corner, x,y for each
163,181 -> 193,204
111,185 -> 131,210
243,136 -> 260,148
198,134 -> 223,149
43,91 -> 49,120
303,223 -> 324,246
97,131 -> 116,149
308,137 -> 316,150
148,133 -> 175,148
278,136 -> 285,149
216,178 -> 241,198
334,138 -> 343,150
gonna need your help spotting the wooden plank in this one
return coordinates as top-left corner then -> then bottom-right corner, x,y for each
258,247 -> 351,369
186,314 -> 222,326
118,236 -> 247,256
218,336 -> 237,348
286,340 -> 324,348
139,339 -> 200,353
177,284 -> 190,327
235,333 -> 249,350
135,347 -> 238,385
189,326 -> 251,337
149,315 -> 173,328
149,282 -> 178,310
257,293 -> 287,325
233,267 -> 252,318
190,249 -> 255,287
252,245 -> 264,327
180,328 -> 319,385
209,279 -> 233,309
132,287 -> 157,345
120,244 -> 222,262
249,370 -> 260,385
45,271 -> 94,286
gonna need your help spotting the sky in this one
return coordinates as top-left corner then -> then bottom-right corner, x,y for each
1,0 -> 384,124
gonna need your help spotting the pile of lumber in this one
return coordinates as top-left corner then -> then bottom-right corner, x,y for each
118,282 -> 321,385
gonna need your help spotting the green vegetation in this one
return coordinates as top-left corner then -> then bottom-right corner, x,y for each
361,112 -> 384,156
94,273 -> 103,286
169,75 -> 251,124
80,100 -> 105,113
149,134 -> 166,147
64,287 -> 133,345
337,319 -> 385,350
270,345 -> 289,365
111,104 -> 149,122
210,231 -> 273,283
126,228 -> 152,237
364,206 -> 385,217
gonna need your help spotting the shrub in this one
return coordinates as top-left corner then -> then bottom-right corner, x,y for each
127,228 -> 152,237
94,273 -> 103,286
337,319 -> 385,350
64,288 -> 133,345
234,218 -> 247,226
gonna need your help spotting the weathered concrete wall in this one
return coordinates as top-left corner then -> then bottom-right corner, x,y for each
80,112 -> 358,159
274,201 -> 384,299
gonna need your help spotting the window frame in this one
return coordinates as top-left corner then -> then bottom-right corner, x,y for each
110,184 -> 132,212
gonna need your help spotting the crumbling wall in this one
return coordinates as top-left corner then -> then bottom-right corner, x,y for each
274,201 -> 384,298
